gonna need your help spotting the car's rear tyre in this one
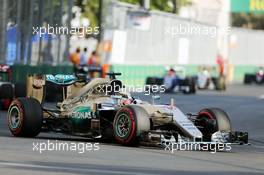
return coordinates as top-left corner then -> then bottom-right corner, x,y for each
0,83 -> 14,99
0,84 -> 14,110
244,74 -> 254,84
182,77 -> 196,94
195,108 -> 231,141
7,97 -> 43,137
146,77 -> 163,86
146,77 -> 157,85
113,105 -> 150,146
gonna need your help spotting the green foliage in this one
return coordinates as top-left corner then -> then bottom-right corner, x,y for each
119,0 -> 140,5
79,0 -> 191,28
120,0 -> 191,13
76,0 -> 100,29
232,13 -> 264,30
150,0 -> 174,12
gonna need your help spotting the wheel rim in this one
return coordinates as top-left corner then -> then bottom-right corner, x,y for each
115,113 -> 132,138
9,106 -> 21,129
196,112 -> 217,135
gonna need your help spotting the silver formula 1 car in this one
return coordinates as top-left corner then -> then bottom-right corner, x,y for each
7,73 -> 248,146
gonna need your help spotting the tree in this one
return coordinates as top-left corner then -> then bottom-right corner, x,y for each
232,13 -> 264,30
120,0 -> 191,13
76,0 -> 100,29
79,0 -> 191,31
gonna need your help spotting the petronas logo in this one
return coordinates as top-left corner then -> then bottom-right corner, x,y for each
72,106 -> 92,119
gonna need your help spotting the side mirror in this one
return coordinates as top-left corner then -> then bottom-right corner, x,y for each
152,94 -> 160,105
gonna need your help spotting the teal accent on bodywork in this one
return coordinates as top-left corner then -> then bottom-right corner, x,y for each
74,106 -> 91,113
72,106 -> 92,120
70,106 -> 94,132
46,74 -> 77,85
11,64 -> 74,83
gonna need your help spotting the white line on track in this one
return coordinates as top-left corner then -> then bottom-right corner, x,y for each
0,161 -> 154,175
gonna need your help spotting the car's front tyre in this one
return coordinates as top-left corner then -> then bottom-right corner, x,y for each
113,106 -> 150,146
195,108 -> 231,141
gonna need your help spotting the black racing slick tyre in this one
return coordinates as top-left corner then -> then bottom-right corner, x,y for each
189,78 -> 196,94
182,77 -> 196,94
7,98 -> 43,137
0,83 -> 14,99
113,105 -> 150,146
195,108 -> 231,141
244,74 -> 254,84
146,77 -> 157,85
146,77 -> 163,86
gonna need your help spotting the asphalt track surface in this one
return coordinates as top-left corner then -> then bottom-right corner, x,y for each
0,84 -> 264,175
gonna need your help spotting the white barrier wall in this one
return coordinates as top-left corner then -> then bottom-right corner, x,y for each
105,2 -> 264,67
229,28 -> 264,66
106,2 -> 218,65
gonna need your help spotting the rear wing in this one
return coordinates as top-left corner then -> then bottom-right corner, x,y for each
27,74 -> 46,104
26,74 -> 87,104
